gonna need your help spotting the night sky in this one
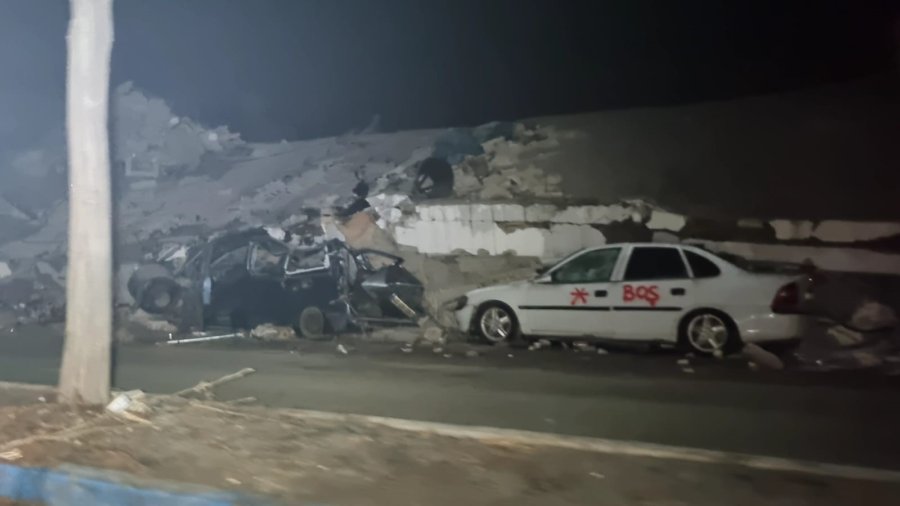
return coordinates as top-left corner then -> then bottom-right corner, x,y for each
0,0 -> 897,144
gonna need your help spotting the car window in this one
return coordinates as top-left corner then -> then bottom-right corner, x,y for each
624,247 -> 688,281
210,245 -> 248,282
685,250 -> 721,278
552,248 -> 620,283
286,247 -> 328,274
248,243 -> 286,277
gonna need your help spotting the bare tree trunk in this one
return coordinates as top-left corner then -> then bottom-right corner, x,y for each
59,0 -> 115,405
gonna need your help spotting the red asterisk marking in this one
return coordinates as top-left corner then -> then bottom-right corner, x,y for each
570,288 -> 589,305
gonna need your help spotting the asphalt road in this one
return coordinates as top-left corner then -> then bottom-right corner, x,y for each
1,325 -> 899,470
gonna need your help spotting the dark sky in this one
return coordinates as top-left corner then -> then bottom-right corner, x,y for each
0,0 -> 897,143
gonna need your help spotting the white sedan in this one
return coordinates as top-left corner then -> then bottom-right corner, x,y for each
453,243 -> 813,354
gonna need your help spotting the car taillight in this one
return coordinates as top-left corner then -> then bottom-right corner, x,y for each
771,282 -> 799,314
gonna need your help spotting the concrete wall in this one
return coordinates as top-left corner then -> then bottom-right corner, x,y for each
371,197 -> 900,275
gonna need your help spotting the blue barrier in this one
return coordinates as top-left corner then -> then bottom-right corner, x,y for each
0,462 -> 273,505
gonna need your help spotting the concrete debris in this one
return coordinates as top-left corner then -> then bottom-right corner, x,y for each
106,390 -> 150,416
850,300 -> 898,332
676,358 -> 690,366
113,82 -> 244,181
826,325 -> 865,347
646,210 -> 686,232
596,347 -> 609,355
741,343 -> 784,370
573,341 -> 593,352
421,325 -> 446,345
813,221 -> 900,243
250,324 -> 296,342
0,262 -> 10,280
337,344 -> 349,355
130,309 -> 177,333
770,220 -> 814,241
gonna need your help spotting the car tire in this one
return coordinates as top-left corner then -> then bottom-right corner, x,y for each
137,277 -> 181,314
678,309 -> 741,355
475,302 -> 519,344
297,306 -> 330,340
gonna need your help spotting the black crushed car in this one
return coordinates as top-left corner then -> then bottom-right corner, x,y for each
127,229 -> 425,338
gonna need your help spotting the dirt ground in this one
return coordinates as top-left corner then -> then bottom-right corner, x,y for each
1,396 -> 899,506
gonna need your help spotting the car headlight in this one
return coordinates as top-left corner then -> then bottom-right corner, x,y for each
449,295 -> 468,311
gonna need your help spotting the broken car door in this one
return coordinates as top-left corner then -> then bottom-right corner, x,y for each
520,247 -> 622,338
611,246 -> 693,342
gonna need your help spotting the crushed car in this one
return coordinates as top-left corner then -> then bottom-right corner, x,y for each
127,228 -> 425,338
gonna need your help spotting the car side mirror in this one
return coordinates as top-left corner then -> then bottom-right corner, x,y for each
535,271 -> 554,284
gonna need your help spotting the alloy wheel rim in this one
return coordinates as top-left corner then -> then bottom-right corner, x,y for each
480,307 -> 512,342
687,314 -> 728,352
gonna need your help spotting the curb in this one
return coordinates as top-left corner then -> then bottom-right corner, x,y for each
0,463 -> 273,505
279,407 -> 900,484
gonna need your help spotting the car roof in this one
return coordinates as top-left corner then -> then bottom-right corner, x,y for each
585,242 -> 691,249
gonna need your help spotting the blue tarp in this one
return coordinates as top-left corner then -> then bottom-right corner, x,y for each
0,463 -> 274,505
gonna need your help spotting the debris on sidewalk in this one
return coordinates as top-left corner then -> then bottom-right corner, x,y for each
4,396 -> 895,506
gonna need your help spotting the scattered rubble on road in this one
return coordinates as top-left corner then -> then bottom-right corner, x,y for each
250,324 -> 295,342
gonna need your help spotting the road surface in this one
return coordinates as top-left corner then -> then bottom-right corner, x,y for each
1,325 -> 898,470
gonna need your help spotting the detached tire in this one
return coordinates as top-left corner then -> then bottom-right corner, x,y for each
297,306 -> 329,340
678,309 -> 740,355
137,277 -> 181,314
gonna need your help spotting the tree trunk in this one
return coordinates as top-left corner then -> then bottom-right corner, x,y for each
58,0 -> 115,405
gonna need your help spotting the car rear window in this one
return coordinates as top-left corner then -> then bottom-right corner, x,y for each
685,250 -> 721,278
624,247 -> 688,281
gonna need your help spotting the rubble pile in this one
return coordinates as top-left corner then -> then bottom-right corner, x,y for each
1,81 -> 899,364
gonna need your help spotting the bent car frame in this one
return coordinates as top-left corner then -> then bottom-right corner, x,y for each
127,228 -> 425,337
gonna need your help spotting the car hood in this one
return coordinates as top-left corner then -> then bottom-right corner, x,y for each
466,280 -> 531,298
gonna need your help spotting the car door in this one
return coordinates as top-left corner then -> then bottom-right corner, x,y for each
520,247 -> 623,338
612,246 -> 694,342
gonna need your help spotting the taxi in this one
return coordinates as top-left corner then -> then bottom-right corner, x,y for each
452,243 -> 812,354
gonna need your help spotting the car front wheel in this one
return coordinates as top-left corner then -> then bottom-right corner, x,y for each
679,310 -> 740,355
475,303 -> 518,344
297,306 -> 330,340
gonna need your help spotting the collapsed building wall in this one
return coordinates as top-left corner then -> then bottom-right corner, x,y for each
369,198 -> 900,275
1,80 -> 900,329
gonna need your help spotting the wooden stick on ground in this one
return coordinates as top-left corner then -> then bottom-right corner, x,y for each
174,368 -> 256,399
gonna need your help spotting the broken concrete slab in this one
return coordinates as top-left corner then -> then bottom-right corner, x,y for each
250,324 -> 296,342
741,343 -> 784,370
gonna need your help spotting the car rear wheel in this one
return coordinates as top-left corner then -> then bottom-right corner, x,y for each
679,310 -> 740,355
475,303 -> 518,344
297,306 -> 330,340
